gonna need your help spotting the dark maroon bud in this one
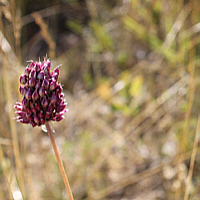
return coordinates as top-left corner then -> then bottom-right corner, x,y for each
37,71 -> 44,80
59,104 -> 66,112
44,65 -> 50,74
39,86 -> 45,97
38,111 -> 44,118
18,119 -> 29,124
16,111 -> 26,117
50,93 -> 57,104
20,74 -> 26,84
25,107 -> 32,114
45,112 -> 51,119
15,105 -> 23,111
56,84 -> 62,94
59,93 -> 64,98
41,61 -> 46,69
57,97 -> 62,105
35,103 -> 41,111
47,104 -> 53,113
34,115 -> 40,124
30,104 -> 37,114
35,80 -> 41,89
30,69 -> 37,79
35,62 -> 41,71
55,115 -> 64,122
25,67 -> 31,76
49,81 -> 57,91
32,90 -> 39,101
29,77 -> 36,87
15,102 -> 22,106
30,121 -> 37,127
22,97 -> 29,107
53,66 -> 59,76
26,114 -> 33,121
19,86 -> 25,95
47,60 -> 51,68
41,97 -> 48,108
40,118 -> 45,125
25,89 -> 32,100
53,74 -> 58,81
42,79 -> 49,89
30,61 -> 35,69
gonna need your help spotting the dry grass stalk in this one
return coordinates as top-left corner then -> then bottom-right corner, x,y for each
2,55 -> 26,199
31,12 -> 56,59
184,115 -> 200,200
0,144 -> 14,200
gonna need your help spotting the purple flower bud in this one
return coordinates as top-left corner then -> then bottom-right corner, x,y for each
52,74 -> 58,82
25,107 -> 32,114
57,97 -> 62,105
59,93 -> 64,98
30,61 -> 35,69
59,103 -> 66,112
15,105 -> 23,111
15,111 -> 26,117
39,86 -> 45,97
19,86 -> 25,95
32,90 -> 39,101
40,118 -> 45,125
45,112 -> 51,119
53,66 -> 59,76
20,75 -> 26,85
25,89 -> 32,100
55,115 -> 64,122
25,67 -> 31,76
29,77 -> 36,87
38,111 -> 44,118
47,60 -> 51,68
30,121 -> 37,127
44,65 -> 50,74
35,103 -> 41,111
26,114 -> 33,121
15,57 -> 67,126
37,71 -> 44,80
42,79 -> 49,89
35,62 -> 41,71
49,81 -> 57,91
35,80 -> 41,89
56,84 -> 62,94
50,92 -> 57,104
30,69 -> 37,79
22,97 -> 29,107
47,104 -> 53,113
41,97 -> 48,108
34,115 -> 40,124
18,119 -> 29,124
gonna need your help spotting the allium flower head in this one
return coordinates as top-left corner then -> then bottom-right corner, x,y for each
15,58 -> 67,127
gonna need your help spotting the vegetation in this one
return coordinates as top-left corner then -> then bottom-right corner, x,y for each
0,0 -> 200,199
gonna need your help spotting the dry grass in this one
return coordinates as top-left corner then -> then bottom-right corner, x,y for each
0,0 -> 200,200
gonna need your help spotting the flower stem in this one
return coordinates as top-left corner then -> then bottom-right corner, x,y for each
45,122 -> 74,200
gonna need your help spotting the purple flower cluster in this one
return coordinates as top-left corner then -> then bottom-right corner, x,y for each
15,58 -> 67,127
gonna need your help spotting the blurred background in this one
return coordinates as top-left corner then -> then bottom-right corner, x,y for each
0,0 -> 200,199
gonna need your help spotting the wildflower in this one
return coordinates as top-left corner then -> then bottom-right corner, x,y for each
15,58 -> 67,127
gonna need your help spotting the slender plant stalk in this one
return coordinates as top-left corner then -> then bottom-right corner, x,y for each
0,144 -> 14,200
2,56 -> 26,199
184,115 -> 200,200
45,122 -> 74,200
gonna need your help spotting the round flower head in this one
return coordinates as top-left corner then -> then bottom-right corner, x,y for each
15,58 -> 67,127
